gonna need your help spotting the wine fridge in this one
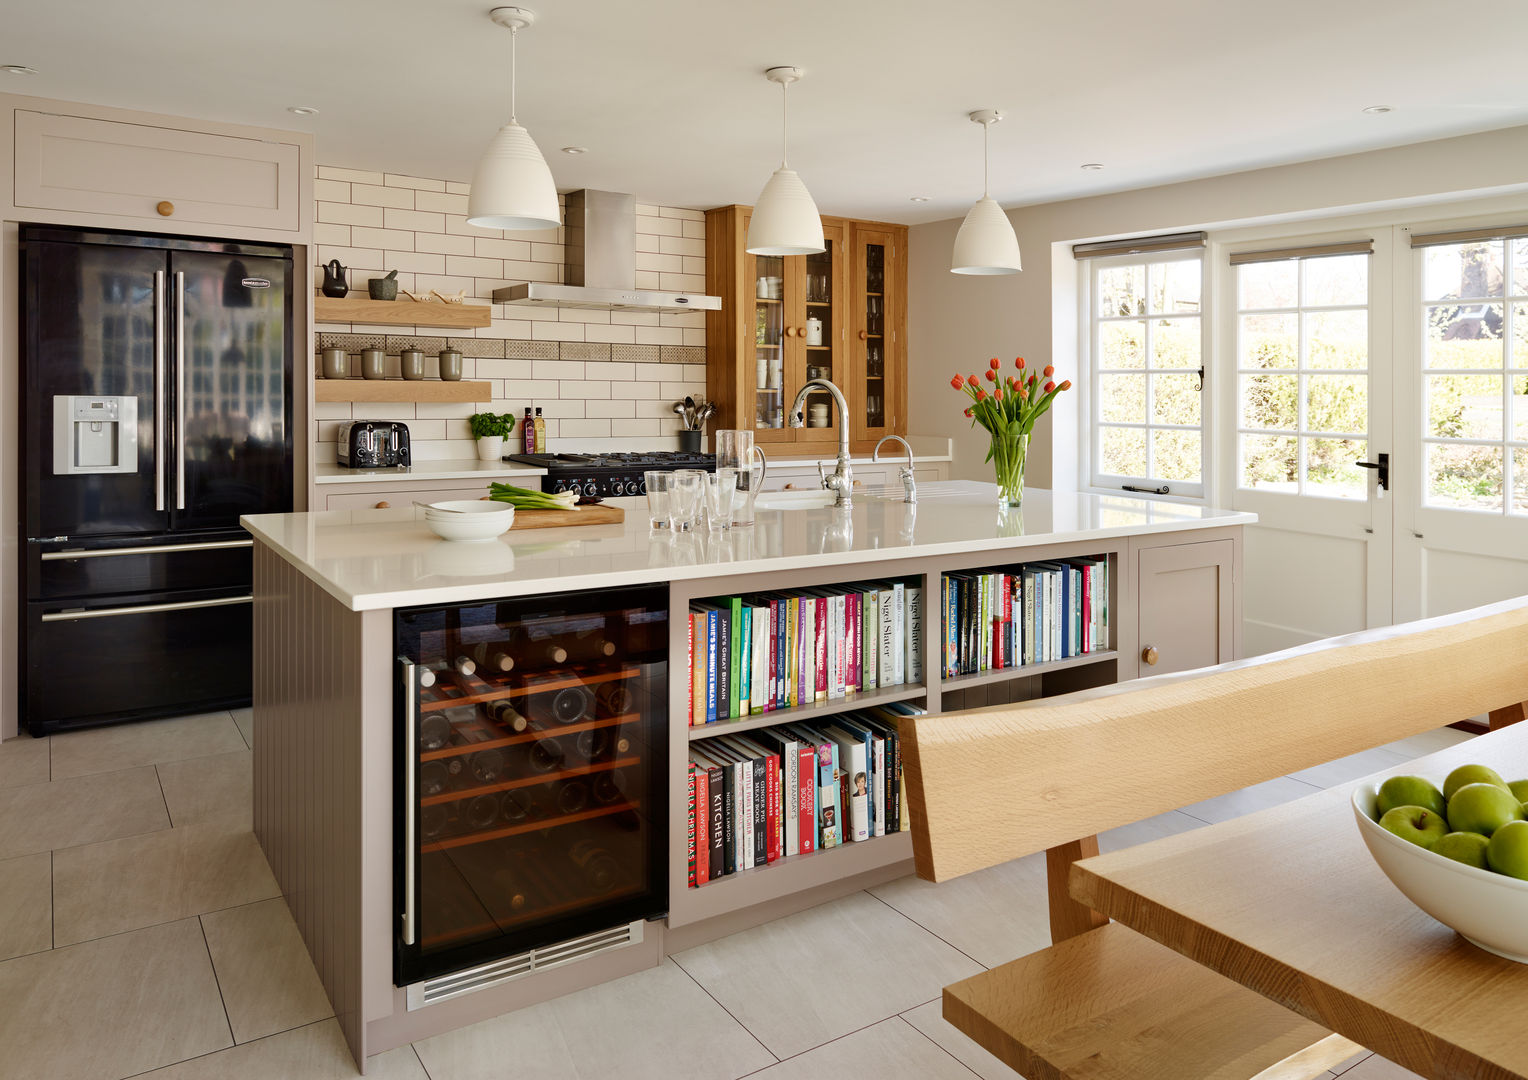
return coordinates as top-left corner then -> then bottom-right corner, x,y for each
394,585 -> 668,987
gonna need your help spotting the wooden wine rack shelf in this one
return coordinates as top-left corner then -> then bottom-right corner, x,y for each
421,755 -> 638,808
423,800 -> 640,854
421,666 -> 637,713
422,712 -> 640,763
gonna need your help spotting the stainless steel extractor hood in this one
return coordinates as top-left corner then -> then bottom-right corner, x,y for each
491,189 -> 719,312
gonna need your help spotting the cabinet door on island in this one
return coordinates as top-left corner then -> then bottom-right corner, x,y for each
1136,539 -> 1237,676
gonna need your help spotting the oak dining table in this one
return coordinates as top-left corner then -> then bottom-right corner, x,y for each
1070,722 -> 1528,1080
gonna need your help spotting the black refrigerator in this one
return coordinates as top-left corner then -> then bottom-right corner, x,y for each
20,226 -> 293,735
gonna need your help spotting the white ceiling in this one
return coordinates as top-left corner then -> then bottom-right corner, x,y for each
8,0 -> 1528,224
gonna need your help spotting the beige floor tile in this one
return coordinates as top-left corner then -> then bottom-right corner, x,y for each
50,711 -> 246,780
54,821 -> 279,946
1098,808 -> 1206,852
749,1016 -> 977,1079
131,1018 -> 427,1079
1289,747 -> 1412,790
871,854 -> 1050,969
0,734 -> 49,789
413,957 -> 775,1080
201,898 -> 332,1043
0,917 -> 231,1079
0,852 -> 52,960
0,765 -> 169,859
232,707 -> 254,751
1332,1050 -> 1377,1074
1178,775 -> 1323,825
673,890 -> 984,1060
158,750 -> 252,828
1381,726 -> 1476,759
903,999 -> 1022,1079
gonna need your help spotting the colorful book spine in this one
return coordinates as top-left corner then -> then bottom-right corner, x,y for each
686,615 -> 695,726
705,609 -> 719,723
686,764 -> 697,888
905,584 -> 923,685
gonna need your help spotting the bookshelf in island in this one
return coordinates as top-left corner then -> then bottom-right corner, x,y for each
242,486 -> 1251,1066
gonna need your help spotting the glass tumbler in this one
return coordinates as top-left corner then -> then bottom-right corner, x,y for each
643,471 -> 671,529
715,430 -> 767,526
667,469 -> 704,532
702,468 -> 738,531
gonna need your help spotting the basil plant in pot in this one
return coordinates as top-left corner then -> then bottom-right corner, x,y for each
468,411 -> 515,462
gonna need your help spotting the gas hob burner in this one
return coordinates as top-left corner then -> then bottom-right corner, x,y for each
504,450 -> 716,497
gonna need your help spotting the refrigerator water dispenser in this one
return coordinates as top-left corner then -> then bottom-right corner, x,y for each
53,395 -> 138,474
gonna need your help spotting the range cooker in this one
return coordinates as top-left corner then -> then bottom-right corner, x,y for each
504,451 -> 715,498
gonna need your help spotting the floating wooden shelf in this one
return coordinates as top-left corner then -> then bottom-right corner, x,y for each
314,294 -> 492,329
315,380 -> 492,403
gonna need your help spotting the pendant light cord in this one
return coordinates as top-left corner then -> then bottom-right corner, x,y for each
982,118 -> 990,198
509,24 -> 518,122
780,79 -> 789,168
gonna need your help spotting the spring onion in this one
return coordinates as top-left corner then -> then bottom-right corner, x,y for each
486,482 -> 580,511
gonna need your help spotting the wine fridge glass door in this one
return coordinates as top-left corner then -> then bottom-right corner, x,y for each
394,584 -> 668,987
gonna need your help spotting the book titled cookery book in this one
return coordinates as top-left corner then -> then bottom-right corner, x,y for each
785,724 -> 840,850
751,727 -> 800,857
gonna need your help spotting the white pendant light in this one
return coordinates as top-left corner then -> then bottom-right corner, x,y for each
746,66 -> 825,256
467,7 -> 561,231
951,109 -> 1022,275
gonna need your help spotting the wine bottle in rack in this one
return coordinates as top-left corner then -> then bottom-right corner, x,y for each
452,655 -> 477,677
549,685 -> 594,724
575,727 -> 609,759
555,779 -> 590,815
418,667 -> 437,689
420,760 -> 452,798
568,839 -> 620,893
421,804 -> 450,840
470,642 -> 516,673
591,773 -> 623,805
568,627 -> 617,663
594,681 -> 633,716
527,735 -> 566,773
468,748 -> 506,784
464,794 -> 500,831
420,714 -> 452,751
527,639 -> 568,666
484,699 -> 529,733
501,789 -> 536,823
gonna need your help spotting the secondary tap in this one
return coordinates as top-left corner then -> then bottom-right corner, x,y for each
787,378 -> 853,508
873,434 -> 916,503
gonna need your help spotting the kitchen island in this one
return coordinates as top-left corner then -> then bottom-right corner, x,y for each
241,484 -> 1253,1066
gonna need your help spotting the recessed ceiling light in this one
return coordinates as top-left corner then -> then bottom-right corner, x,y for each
561,146 -> 588,155
1362,105 -> 1393,114
1,65 -> 38,76
286,105 -> 319,116
909,196 -> 930,203
1081,163 -> 1104,171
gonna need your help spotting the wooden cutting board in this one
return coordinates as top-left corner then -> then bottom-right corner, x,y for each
509,503 -> 625,530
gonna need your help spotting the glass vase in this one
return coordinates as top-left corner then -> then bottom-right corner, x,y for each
990,429 -> 1029,507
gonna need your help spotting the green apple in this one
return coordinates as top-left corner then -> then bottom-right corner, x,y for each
1378,805 -> 1449,849
1508,779 -> 1528,804
1443,763 -> 1510,800
1376,775 -> 1447,818
1431,831 -> 1490,869
1446,782 -> 1524,837
1486,819 -> 1528,880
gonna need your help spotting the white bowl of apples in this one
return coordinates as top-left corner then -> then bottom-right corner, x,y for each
1352,762 -> 1528,963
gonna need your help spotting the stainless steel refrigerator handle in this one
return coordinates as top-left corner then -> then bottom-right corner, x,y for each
40,594 -> 252,622
175,270 -> 186,510
399,656 -> 418,946
154,269 -> 166,511
41,539 -> 253,561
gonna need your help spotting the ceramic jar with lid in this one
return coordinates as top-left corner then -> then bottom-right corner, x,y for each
438,346 -> 463,381
400,348 -> 425,380
320,347 -> 348,380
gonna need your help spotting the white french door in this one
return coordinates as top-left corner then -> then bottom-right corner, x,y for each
1218,232 -> 1394,654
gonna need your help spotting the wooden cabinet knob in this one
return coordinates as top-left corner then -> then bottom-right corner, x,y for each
375,501 -> 391,509
156,200 -> 175,217
858,330 -> 868,340
1142,646 -> 1159,666
783,483 -> 796,490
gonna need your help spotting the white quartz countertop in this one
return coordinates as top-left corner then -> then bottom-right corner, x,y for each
244,481 -> 1255,612
314,460 -> 547,485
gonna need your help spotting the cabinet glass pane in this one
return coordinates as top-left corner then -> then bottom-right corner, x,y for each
803,241 -> 837,431
754,255 -> 784,429
862,243 -> 885,429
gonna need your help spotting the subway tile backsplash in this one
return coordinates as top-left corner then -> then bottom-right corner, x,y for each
313,165 -> 708,462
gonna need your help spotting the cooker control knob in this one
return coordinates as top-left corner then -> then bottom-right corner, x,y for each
638,477 -> 648,494
552,480 -> 567,494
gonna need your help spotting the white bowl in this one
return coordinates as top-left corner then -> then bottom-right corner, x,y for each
422,501 -> 514,542
1352,777 -> 1528,963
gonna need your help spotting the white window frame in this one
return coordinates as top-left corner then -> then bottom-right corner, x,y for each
1081,248 -> 1209,500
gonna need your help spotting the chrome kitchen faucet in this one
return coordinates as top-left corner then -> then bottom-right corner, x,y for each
787,378 -> 853,508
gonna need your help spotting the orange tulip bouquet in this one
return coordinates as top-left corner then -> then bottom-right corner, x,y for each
951,357 -> 1071,507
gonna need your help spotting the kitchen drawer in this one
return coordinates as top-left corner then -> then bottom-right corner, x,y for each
324,485 -> 489,511
30,537 -> 252,601
14,110 -> 302,232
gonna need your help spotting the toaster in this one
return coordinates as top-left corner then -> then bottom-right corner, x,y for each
337,420 -> 411,468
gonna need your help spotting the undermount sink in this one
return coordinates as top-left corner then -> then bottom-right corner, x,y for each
754,489 -> 840,510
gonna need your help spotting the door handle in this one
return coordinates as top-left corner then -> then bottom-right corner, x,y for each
1355,452 -> 1389,491
153,269 -> 166,512
41,539 -> 253,560
41,594 -> 252,622
399,655 -> 418,947
175,270 -> 186,511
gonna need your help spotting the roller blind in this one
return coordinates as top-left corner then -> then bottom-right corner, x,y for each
1408,224 -> 1528,248
1071,231 -> 1206,258
1228,240 -> 1373,265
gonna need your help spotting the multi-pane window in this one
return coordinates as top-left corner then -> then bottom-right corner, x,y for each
1418,237 -> 1528,515
1091,252 -> 1204,493
1235,252 -> 1370,498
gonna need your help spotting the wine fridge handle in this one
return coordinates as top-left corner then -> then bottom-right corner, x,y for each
153,270 -> 166,512
398,655 -> 418,947
175,271 -> 186,511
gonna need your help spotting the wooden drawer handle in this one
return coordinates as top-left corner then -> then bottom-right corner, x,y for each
858,330 -> 868,340
1142,646 -> 1159,666
375,501 -> 391,509
157,200 -> 175,217
783,483 -> 796,490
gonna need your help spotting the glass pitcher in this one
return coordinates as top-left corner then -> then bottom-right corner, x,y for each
715,429 -> 768,526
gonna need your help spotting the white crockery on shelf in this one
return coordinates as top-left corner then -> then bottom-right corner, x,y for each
422,501 -> 515,542
1352,776 -> 1528,963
